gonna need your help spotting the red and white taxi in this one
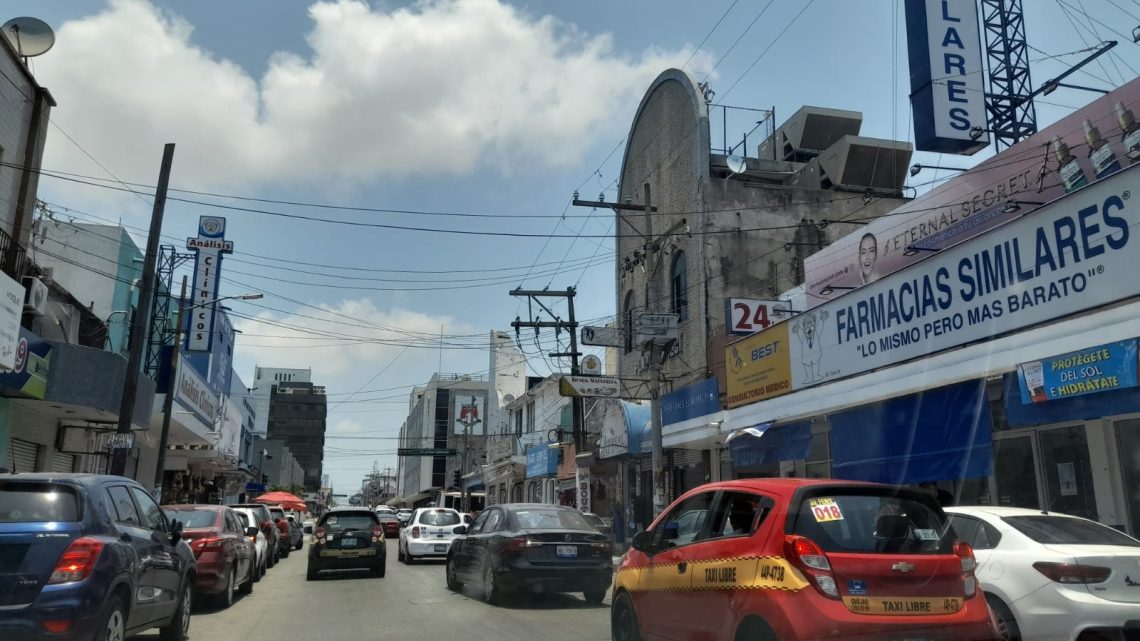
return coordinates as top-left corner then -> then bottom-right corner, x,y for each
611,479 -> 1000,641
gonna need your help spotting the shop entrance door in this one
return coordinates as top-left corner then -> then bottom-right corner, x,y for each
992,426 -> 1097,520
1037,426 -> 1098,521
992,434 -> 1041,509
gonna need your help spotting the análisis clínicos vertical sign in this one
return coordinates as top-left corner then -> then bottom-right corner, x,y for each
186,216 -> 233,351
904,0 -> 989,154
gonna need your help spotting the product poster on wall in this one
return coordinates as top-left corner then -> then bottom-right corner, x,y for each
1016,339 -> 1138,404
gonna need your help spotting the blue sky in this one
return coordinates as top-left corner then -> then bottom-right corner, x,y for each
7,0 -> 1140,492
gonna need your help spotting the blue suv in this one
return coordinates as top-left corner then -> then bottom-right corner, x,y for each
0,474 -> 197,641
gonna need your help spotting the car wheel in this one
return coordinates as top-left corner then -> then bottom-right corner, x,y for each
98,594 -> 126,641
986,594 -> 1022,641
216,566 -> 236,608
254,558 -> 264,582
267,548 -> 276,569
159,585 -> 191,641
239,563 -> 255,595
281,546 -> 290,559
306,562 -> 319,581
583,588 -> 606,605
398,545 -> 406,563
611,592 -> 641,641
295,540 -> 303,551
446,555 -> 463,591
482,557 -> 502,605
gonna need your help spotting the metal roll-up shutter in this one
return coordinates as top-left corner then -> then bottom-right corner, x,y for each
671,448 -> 704,468
51,453 -> 76,474
10,439 -> 41,472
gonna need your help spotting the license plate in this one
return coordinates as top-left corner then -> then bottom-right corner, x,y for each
340,538 -> 358,547
434,544 -> 448,552
556,545 -> 577,558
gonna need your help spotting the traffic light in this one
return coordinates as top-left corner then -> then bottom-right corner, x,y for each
452,470 -> 461,488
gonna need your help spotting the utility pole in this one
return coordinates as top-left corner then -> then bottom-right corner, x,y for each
510,288 -> 582,447
153,275 -> 188,498
111,143 -> 175,477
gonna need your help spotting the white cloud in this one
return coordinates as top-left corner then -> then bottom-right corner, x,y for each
33,0 -> 707,192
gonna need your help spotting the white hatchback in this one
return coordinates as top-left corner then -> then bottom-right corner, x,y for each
398,507 -> 464,563
946,506 -> 1140,641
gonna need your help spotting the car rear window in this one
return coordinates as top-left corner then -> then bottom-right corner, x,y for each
790,493 -> 952,554
322,513 -> 377,531
165,509 -> 218,528
0,484 -> 80,523
1003,515 -> 1140,546
377,514 -> 398,522
419,510 -> 460,526
514,508 -> 593,531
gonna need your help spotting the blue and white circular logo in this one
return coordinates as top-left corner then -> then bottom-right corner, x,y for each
199,217 -> 225,238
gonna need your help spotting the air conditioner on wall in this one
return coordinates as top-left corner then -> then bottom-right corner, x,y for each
22,276 -> 48,316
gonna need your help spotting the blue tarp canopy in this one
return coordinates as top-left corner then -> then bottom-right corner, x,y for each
830,379 -> 994,485
622,401 -> 651,455
728,422 -> 812,468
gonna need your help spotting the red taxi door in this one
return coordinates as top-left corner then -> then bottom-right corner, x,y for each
629,491 -> 715,641
685,491 -> 779,641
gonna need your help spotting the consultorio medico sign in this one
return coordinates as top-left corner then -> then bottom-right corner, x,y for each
726,166 -> 1140,406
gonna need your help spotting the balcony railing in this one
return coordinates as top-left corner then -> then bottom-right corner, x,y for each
709,103 -> 776,158
0,226 -> 38,280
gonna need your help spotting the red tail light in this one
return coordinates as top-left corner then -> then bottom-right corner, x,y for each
505,536 -> 542,552
784,535 -> 838,598
954,540 -> 979,597
1033,561 -> 1111,584
315,527 -> 326,543
40,620 -> 73,633
275,519 -> 289,532
190,537 -> 225,555
48,537 -> 104,584
411,526 -> 421,538
372,526 -> 384,542
260,520 -> 273,532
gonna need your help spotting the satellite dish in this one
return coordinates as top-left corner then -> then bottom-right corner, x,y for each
2,17 -> 55,58
726,155 -> 747,175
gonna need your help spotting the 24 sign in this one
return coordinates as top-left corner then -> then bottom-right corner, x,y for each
725,298 -> 796,336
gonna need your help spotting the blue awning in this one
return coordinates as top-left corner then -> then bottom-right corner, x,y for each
622,401 -> 651,455
830,379 -> 993,485
727,422 -> 812,468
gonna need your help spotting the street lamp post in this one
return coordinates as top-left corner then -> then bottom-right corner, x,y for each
153,278 -> 263,499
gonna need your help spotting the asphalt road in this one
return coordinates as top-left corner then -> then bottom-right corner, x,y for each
133,543 -> 612,641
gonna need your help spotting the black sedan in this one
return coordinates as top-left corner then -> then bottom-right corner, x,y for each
307,508 -> 386,580
445,503 -> 612,605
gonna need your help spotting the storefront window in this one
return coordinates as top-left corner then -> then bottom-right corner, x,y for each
1115,419 -> 1140,536
1039,426 -> 1098,522
993,436 -> 1040,509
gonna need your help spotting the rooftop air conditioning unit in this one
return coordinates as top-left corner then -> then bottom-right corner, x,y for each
23,276 -> 48,317
757,106 -> 863,163
813,135 -> 913,192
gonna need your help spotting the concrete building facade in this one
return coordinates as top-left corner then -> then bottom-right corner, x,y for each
266,380 -> 326,491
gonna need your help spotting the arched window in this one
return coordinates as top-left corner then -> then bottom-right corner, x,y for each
671,251 -> 689,322
623,290 -> 634,353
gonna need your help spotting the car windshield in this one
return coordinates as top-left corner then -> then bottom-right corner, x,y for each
164,509 -> 219,529
0,484 -> 80,523
1003,515 -> 1140,546
321,514 -> 377,531
418,510 -> 460,526
514,508 -> 594,531
791,493 -> 952,554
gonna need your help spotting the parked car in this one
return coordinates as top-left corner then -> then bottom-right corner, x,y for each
286,513 -> 304,550
610,479 -> 1000,641
266,505 -> 292,558
230,507 -> 269,581
446,503 -> 613,605
376,512 -> 400,538
0,474 -> 197,641
396,508 -> 414,527
307,508 -> 386,580
582,512 -> 612,537
302,518 -> 316,538
162,504 -> 256,608
946,505 -> 1140,641
230,503 -> 280,568
399,507 -> 464,563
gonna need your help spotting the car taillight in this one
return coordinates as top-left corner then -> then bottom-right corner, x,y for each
411,526 -> 421,538
1033,561 -> 1111,584
372,526 -> 384,542
315,527 -> 326,543
190,538 -> 225,555
505,536 -> 542,552
953,540 -> 979,597
48,537 -> 104,584
261,520 -> 273,532
784,535 -> 837,598
275,519 -> 289,532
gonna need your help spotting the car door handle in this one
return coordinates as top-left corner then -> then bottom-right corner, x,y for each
677,562 -> 687,573
120,533 -> 131,543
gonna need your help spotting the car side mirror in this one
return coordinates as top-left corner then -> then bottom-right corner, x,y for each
169,519 -> 184,543
246,526 -> 259,537
303,525 -> 313,534
631,531 -> 653,554
454,525 -> 468,536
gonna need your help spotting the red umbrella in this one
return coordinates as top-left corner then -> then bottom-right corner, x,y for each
255,491 -> 308,512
